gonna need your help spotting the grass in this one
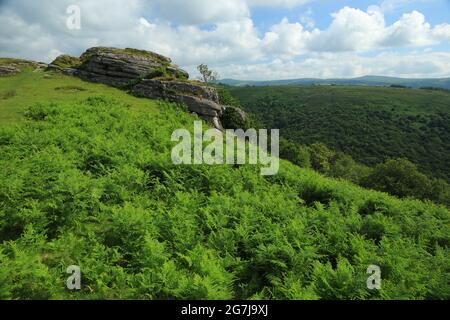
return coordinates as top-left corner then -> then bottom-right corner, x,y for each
0,70 -> 161,124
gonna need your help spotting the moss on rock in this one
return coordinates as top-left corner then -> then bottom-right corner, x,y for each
50,55 -> 82,69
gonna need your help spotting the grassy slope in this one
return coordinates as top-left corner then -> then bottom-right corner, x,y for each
0,70 -> 160,124
229,85 -> 450,181
0,71 -> 449,300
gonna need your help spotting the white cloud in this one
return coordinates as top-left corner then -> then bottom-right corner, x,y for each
432,23 -> 450,41
213,51 -> 450,80
265,6 -> 450,54
247,0 -> 315,8
308,6 -> 386,52
149,0 -> 249,25
148,0 -> 315,25
299,7 -> 315,29
382,11 -> 434,47
0,0 -> 449,79
262,18 -> 315,56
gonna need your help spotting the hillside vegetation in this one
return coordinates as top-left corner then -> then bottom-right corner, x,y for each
0,70 -> 449,300
228,85 -> 450,183
219,76 -> 450,89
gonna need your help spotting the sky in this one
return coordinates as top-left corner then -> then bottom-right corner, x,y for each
0,0 -> 449,80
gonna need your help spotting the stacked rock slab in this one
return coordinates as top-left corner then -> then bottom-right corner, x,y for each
73,47 -> 189,88
131,79 -> 225,129
0,59 -> 47,76
0,65 -> 20,76
50,47 -> 244,130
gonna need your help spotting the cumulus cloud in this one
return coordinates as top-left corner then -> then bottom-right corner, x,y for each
213,51 -> 450,80
382,11 -> 434,47
262,18 -> 315,56
265,6 -> 450,54
308,6 -> 386,52
432,23 -> 450,41
0,0 -> 449,79
247,0 -> 315,8
148,0 -> 315,25
149,0 -> 249,25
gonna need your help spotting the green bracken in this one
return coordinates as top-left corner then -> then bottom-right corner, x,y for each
0,69 -> 448,300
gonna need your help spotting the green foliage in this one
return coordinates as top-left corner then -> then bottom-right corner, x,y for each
229,85 -> 450,183
218,86 -> 262,130
279,138 -> 311,168
197,64 -> 219,84
312,258 -> 368,300
146,66 -> 169,79
362,158 -> 450,206
221,107 -> 247,130
362,159 -> 429,198
308,143 -> 336,173
0,74 -> 449,300
217,86 -> 242,108
328,154 -> 371,184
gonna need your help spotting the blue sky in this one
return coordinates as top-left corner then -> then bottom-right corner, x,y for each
252,0 -> 450,28
1,0 -> 449,79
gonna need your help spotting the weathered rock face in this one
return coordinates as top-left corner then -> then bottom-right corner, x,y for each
131,79 -> 225,125
49,47 -> 245,130
0,65 -> 20,76
0,59 -> 47,76
131,79 -> 220,103
72,47 -> 189,88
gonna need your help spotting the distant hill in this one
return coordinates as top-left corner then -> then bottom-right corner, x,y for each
219,75 -> 450,90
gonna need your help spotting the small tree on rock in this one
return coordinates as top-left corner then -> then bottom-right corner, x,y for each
197,64 -> 219,84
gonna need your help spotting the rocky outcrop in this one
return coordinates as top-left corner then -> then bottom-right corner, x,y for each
132,79 -> 225,129
131,80 -> 221,113
72,47 -> 189,88
48,54 -> 81,70
49,47 -> 245,130
0,65 -> 20,76
0,59 -> 47,76
132,79 -> 220,102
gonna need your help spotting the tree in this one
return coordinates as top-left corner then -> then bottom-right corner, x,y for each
279,138 -> 311,168
328,153 -> 371,184
428,178 -> 450,206
197,64 -> 219,84
308,143 -> 335,173
361,158 -> 430,199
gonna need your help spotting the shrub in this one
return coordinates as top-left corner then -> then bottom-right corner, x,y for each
361,158 -> 434,201
279,138 -> 311,168
221,106 -> 247,130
